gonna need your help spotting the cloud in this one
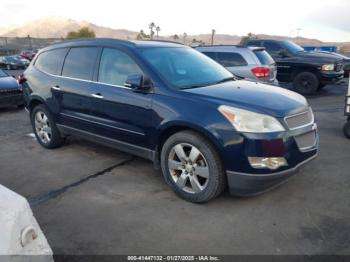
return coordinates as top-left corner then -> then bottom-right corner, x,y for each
308,0 -> 350,32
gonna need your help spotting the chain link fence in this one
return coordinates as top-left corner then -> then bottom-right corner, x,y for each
0,37 -> 62,56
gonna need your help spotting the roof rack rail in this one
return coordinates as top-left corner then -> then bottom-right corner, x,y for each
145,39 -> 185,45
49,38 -> 136,46
195,44 -> 246,48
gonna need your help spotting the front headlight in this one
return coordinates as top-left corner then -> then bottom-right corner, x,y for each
321,64 -> 335,71
218,105 -> 285,133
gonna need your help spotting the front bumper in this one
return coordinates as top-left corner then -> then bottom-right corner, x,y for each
227,152 -> 317,196
0,93 -> 24,108
319,71 -> 344,84
221,115 -> 318,196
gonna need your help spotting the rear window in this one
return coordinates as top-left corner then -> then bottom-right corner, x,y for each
62,47 -> 99,80
217,52 -> 248,67
202,52 -> 218,60
254,50 -> 275,65
35,48 -> 68,75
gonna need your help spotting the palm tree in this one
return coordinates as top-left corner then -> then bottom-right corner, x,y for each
156,26 -> 161,39
183,32 -> 187,44
149,22 -> 155,40
211,29 -> 216,45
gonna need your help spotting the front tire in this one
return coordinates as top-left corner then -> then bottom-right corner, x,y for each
293,72 -> 319,95
30,105 -> 65,148
343,121 -> 350,139
160,131 -> 226,203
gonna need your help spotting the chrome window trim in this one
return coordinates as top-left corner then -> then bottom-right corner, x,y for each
36,67 -> 132,90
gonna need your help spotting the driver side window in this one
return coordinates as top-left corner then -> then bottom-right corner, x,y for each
98,48 -> 143,86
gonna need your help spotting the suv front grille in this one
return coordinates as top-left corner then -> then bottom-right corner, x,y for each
335,63 -> 344,72
0,89 -> 22,96
294,131 -> 317,151
284,108 -> 314,130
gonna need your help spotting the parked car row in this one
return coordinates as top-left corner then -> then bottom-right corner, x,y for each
0,55 -> 30,70
20,39 -> 318,203
0,69 -> 24,108
195,45 -> 279,86
195,40 -> 347,95
0,50 -> 37,71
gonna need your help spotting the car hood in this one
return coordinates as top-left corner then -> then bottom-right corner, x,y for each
0,76 -> 19,90
182,80 -> 308,118
297,51 -> 342,63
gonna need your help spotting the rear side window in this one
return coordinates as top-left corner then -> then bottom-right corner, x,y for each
254,50 -> 275,65
62,47 -> 99,80
246,41 -> 261,47
98,48 -> 143,86
217,52 -> 248,67
263,42 -> 282,54
35,48 -> 68,75
202,52 -> 218,60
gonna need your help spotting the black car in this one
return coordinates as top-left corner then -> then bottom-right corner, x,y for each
0,56 -> 28,70
0,69 -> 24,108
246,40 -> 344,94
22,39 -> 318,203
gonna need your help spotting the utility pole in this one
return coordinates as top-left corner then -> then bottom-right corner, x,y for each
296,28 -> 302,39
211,29 -> 216,45
27,34 -> 32,50
4,37 -> 9,55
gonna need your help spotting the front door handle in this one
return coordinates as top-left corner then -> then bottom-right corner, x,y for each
51,85 -> 60,91
91,93 -> 104,99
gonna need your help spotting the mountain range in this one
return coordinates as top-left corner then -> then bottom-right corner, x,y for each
0,16 -> 346,48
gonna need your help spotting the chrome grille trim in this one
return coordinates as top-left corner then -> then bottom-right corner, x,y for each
284,108 -> 314,131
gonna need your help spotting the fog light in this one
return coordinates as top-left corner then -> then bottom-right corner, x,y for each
248,157 -> 288,170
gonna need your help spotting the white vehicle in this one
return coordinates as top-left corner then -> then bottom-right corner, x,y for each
0,185 -> 52,261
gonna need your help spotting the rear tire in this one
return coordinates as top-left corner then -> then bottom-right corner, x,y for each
30,104 -> 65,149
293,72 -> 319,95
343,121 -> 350,139
160,130 -> 226,203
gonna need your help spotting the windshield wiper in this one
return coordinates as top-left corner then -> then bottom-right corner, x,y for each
180,77 -> 236,89
180,84 -> 207,89
214,76 -> 236,84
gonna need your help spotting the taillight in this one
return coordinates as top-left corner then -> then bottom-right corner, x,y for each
16,75 -> 27,85
251,67 -> 270,78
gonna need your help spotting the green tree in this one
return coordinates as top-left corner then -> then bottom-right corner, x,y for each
240,33 -> 257,45
66,27 -> 96,39
173,34 -> 180,41
136,30 -> 150,40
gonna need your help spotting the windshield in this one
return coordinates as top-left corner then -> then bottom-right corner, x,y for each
0,70 -> 8,78
283,41 -> 304,54
141,47 -> 233,88
6,56 -> 17,62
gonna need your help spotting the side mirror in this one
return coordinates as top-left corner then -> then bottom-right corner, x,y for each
278,49 -> 289,58
125,74 -> 152,92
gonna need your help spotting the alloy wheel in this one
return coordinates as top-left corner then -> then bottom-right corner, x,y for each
168,143 -> 209,194
34,111 -> 52,144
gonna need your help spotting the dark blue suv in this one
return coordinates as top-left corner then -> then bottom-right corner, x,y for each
22,39 -> 318,202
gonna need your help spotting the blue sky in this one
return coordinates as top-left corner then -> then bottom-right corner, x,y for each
1,0 -> 349,42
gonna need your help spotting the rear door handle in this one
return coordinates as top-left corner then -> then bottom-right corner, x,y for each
91,93 -> 104,99
51,85 -> 60,91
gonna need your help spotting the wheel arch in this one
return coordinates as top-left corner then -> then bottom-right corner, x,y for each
155,121 -> 225,164
292,66 -> 320,79
28,96 -> 45,113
